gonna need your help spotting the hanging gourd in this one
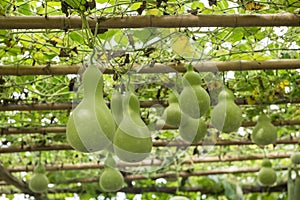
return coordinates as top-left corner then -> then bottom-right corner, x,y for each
99,154 -> 124,192
211,88 -> 242,133
179,64 -> 210,119
179,116 -> 207,143
113,92 -> 152,163
28,162 -> 49,193
291,152 -> 300,165
66,65 -> 116,153
257,159 -> 277,186
162,92 -> 183,128
251,114 -> 277,146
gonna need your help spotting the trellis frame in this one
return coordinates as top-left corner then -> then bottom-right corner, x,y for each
0,10 -> 300,199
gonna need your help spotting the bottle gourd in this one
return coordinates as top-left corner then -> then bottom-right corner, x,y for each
66,66 -> 116,153
162,92 -> 183,128
257,159 -> 277,186
291,152 -> 300,165
179,64 -> 210,119
113,92 -> 152,163
29,162 -> 49,193
251,114 -> 277,146
99,154 -> 124,192
211,88 -> 242,133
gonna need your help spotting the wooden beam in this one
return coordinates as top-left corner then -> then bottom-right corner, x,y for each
0,59 -> 299,75
5,152 -> 293,172
0,14 -> 299,30
1,97 -> 300,111
1,119 -> 300,135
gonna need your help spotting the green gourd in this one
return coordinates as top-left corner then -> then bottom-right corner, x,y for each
179,116 -> 207,143
113,92 -> 152,163
211,88 -> 242,133
66,66 -> 116,153
258,159 -> 277,186
294,173 -> 300,200
291,152 -> 300,165
288,168 -> 295,200
29,162 -> 49,193
251,114 -> 277,146
162,92 -> 183,127
99,154 -> 124,192
179,64 -> 210,119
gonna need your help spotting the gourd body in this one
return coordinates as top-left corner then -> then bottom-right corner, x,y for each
99,167 -> 124,192
258,160 -> 277,186
211,88 -> 242,133
291,152 -> 300,165
179,116 -> 207,143
251,114 -> 277,146
66,66 -> 116,153
113,92 -> 152,163
163,92 -> 183,127
29,163 -> 49,193
179,65 -> 210,119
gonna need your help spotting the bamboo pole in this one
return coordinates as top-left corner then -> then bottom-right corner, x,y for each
1,119 -> 300,135
0,59 -> 299,75
0,97 -> 300,111
5,152 -> 292,172
0,138 -> 297,154
34,165 -> 298,184
0,14 -> 299,30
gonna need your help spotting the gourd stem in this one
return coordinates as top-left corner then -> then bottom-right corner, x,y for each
186,64 -> 193,72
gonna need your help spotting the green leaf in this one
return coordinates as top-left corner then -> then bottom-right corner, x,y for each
69,31 -> 85,45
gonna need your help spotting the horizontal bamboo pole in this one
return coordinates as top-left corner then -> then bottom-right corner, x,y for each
0,59 -> 299,75
4,153 -> 293,172
0,14 -> 299,30
0,138 -> 298,153
3,166 -> 293,185
1,119 -> 299,135
43,165 -> 298,184
1,97 -> 300,111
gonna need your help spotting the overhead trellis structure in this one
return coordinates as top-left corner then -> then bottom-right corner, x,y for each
0,14 -> 299,29
0,0 -> 300,199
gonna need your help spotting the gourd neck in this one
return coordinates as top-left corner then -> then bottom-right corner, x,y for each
82,66 -> 104,101
218,88 -> 234,102
34,162 -> 46,174
258,114 -> 271,123
168,92 -> 179,104
104,153 -> 116,168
